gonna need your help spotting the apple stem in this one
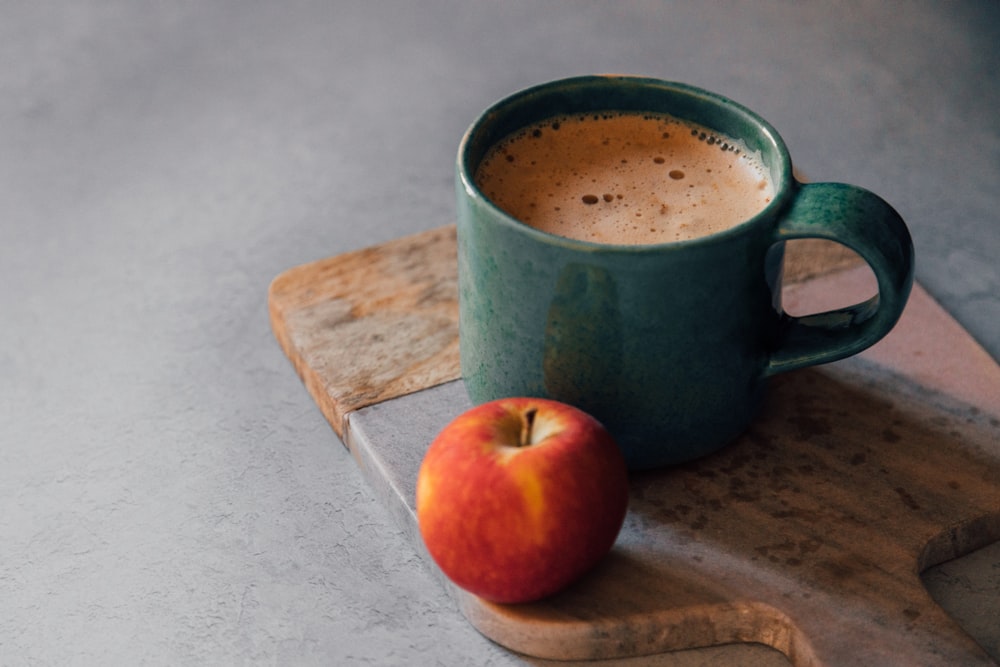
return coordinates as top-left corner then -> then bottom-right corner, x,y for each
519,408 -> 538,448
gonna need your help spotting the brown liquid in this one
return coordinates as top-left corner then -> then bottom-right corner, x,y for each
475,112 -> 774,245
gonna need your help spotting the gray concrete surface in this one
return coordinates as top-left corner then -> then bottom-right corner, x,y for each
2,2 -> 998,665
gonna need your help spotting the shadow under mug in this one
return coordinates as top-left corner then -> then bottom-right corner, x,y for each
456,76 -> 914,470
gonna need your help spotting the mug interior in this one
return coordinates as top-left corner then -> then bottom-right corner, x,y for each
458,75 -> 793,246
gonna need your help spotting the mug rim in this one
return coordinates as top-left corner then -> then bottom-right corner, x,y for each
457,75 -> 795,254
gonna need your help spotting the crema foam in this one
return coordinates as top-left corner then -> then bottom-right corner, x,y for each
475,112 -> 774,245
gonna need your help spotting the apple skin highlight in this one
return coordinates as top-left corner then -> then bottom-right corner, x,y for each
416,397 -> 629,604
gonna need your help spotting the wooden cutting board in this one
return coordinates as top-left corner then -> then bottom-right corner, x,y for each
268,224 -> 1000,666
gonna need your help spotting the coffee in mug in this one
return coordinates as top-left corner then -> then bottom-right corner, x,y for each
474,112 -> 774,245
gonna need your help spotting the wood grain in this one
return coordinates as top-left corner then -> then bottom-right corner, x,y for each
268,225 -> 460,437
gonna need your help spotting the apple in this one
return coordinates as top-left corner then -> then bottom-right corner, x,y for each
415,397 -> 629,604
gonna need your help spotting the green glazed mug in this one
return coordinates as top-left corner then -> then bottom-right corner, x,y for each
456,75 -> 914,470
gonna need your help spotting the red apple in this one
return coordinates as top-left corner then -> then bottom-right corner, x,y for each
415,397 -> 629,604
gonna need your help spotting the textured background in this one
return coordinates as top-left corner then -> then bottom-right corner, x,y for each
2,2 -> 998,664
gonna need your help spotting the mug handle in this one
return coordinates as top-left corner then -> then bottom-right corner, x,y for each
763,182 -> 915,377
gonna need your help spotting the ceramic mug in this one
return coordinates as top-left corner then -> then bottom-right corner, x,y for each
456,76 -> 914,470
